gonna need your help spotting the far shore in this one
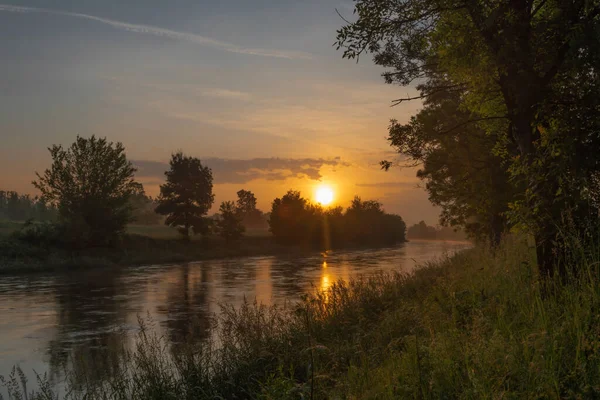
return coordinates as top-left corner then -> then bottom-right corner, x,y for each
0,221 -> 471,276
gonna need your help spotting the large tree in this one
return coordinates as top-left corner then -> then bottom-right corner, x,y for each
33,135 -> 137,245
155,152 -> 215,239
384,87 -> 518,244
337,0 -> 600,275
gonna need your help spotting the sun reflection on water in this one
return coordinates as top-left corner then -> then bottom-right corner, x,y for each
320,260 -> 332,302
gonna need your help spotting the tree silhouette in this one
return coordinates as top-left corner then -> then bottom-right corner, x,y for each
216,201 -> 245,242
269,191 -> 406,248
155,152 -> 215,239
235,189 -> 264,228
0,190 -> 57,222
33,135 -> 137,245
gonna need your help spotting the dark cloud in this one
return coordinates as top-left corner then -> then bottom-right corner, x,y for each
356,181 -> 420,188
133,157 -> 348,184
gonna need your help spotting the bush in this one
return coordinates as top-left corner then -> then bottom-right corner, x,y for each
11,221 -> 64,247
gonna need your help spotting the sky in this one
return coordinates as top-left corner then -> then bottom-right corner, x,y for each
0,0 -> 440,226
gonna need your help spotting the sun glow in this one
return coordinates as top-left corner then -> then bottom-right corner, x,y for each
315,185 -> 334,206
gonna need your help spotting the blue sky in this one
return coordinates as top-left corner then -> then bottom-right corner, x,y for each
0,0 -> 438,225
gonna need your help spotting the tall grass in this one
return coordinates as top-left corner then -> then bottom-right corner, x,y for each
4,236 -> 600,399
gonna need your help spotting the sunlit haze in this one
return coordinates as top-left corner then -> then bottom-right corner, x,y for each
0,0 -> 439,225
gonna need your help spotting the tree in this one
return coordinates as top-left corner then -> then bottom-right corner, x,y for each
236,190 -> 257,215
235,189 -> 265,228
336,0 -> 600,276
129,183 -> 162,225
344,196 -> 406,246
269,191 -> 406,248
155,152 -> 215,239
269,190 -> 318,246
216,201 -> 245,242
407,221 -> 438,240
33,135 -> 137,245
0,190 -> 57,222
385,88 -> 518,244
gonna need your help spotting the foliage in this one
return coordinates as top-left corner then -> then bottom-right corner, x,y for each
129,183 -> 162,225
155,152 -> 215,239
8,237 -> 600,398
11,220 -> 65,247
235,189 -> 267,229
269,190 -> 321,246
0,229 -> 280,275
216,201 -> 245,242
336,0 -> 600,275
0,190 -> 57,222
269,190 -> 406,248
33,135 -> 138,246
385,88 -> 518,244
407,220 -> 467,241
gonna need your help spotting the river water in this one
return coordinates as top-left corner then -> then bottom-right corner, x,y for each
0,240 -> 470,392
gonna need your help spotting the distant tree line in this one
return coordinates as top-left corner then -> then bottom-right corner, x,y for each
269,191 -> 406,249
9,135 -> 406,250
407,221 -> 466,241
0,191 -> 57,221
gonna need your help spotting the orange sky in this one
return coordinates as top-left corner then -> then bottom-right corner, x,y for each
0,0 -> 440,226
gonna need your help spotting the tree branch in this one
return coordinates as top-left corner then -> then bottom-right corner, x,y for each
391,84 -> 466,106
436,116 -> 507,135
531,0 -> 548,17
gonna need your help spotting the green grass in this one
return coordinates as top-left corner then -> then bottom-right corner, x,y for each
4,236 -> 600,399
0,222 -> 277,274
1,222 -> 271,240
126,224 -> 183,239
0,233 -> 289,275
126,224 -> 271,239
0,220 -> 23,237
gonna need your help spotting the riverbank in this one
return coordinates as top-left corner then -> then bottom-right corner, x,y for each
4,236 -> 599,399
0,233 -> 299,275
0,228 -> 412,275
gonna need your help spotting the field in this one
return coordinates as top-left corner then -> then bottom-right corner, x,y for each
0,221 -> 271,240
0,220 -> 284,275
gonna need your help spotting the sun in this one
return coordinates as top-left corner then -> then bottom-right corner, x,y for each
315,185 -> 334,206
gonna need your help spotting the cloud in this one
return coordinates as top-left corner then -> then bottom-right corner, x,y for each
0,4 -> 312,60
202,89 -> 252,101
356,181 -> 420,188
133,157 -> 348,184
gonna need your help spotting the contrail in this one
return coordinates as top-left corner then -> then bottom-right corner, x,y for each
0,4 -> 312,60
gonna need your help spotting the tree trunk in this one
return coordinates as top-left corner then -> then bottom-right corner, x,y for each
535,230 -> 556,278
512,113 -> 563,277
489,213 -> 504,248
184,223 -> 190,241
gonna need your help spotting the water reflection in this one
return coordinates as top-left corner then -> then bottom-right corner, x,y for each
46,269 -> 134,384
156,263 -> 212,346
0,240 -> 471,392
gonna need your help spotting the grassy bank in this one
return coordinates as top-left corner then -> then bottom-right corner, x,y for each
0,233 -> 292,275
0,221 -> 405,275
4,236 -> 600,399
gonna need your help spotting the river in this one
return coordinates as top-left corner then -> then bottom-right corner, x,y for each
0,240 -> 470,392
